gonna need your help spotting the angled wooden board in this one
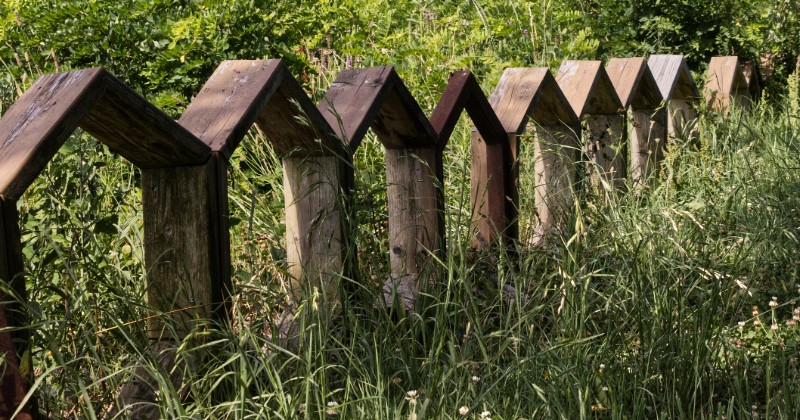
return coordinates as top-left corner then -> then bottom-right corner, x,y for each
606,57 -> 663,109
705,56 -> 749,107
180,59 -> 342,158
648,55 -> 699,100
0,68 -> 211,201
555,60 -> 622,117
488,67 -> 578,132
429,71 -> 506,147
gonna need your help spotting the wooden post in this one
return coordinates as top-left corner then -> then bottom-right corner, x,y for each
319,67 -> 441,310
606,57 -> 667,183
705,56 -> 751,112
427,71 -> 508,248
480,68 -> 579,245
649,55 -> 699,143
0,198 -> 31,419
741,60 -> 762,102
178,60 -> 347,307
556,60 -> 625,186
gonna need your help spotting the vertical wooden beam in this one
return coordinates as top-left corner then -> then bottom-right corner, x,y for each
0,198 -> 31,419
629,108 -> 667,182
283,155 -> 346,303
585,114 -> 626,185
470,132 -> 510,247
141,158 -> 222,338
531,126 -> 580,242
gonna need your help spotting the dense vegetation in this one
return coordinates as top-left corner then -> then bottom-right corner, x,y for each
1,0 -> 800,418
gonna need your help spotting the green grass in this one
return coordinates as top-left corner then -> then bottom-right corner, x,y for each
7,94 -> 800,418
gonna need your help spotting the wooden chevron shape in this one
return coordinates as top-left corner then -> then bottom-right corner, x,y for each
0,67 -> 211,201
705,56 -> 751,110
648,54 -> 699,100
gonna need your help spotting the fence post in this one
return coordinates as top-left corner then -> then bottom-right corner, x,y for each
428,71 -> 508,248
0,198 -> 30,419
175,59 -> 348,322
740,60 -> 762,102
480,68 -> 580,245
648,55 -> 699,142
319,67 -> 442,311
705,56 -> 751,112
556,60 -> 625,187
606,57 -> 667,183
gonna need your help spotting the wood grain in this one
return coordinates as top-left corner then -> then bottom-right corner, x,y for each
81,71 -> 211,168
606,57 -> 663,109
0,68 -> 104,201
531,126 -> 579,245
705,56 -> 750,110
629,108 -> 667,183
555,60 -> 622,117
585,114 -> 626,185
283,155 -> 346,302
648,55 -> 699,100
141,161 -> 220,338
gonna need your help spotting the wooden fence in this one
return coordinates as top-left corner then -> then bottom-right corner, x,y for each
0,55 -> 761,417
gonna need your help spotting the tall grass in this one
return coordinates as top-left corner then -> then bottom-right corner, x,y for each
7,92 -> 799,418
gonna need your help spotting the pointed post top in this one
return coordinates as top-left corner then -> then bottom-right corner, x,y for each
648,54 -> 699,100
606,57 -> 664,109
555,60 -> 623,117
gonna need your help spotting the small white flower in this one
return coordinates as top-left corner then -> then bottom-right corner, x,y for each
769,297 -> 778,308
479,410 -> 491,419
771,323 -> 779,331
471,375 -> 480,383
459,406 -> 469,416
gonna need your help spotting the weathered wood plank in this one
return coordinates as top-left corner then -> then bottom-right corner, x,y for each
429,71 -> 508,247
606,58 -> 663,110
556,60 -> 622,117
141,161 -> 220,338
81,71 -> 211,168
531,126 -> 579,244
283,155 -> 346,302
318,67 -> 395,150
629,108 -> 667,183
648,55 -> 698,100
0,69 -> 105,201
385,147 -> 441,305
606,58 -> 666,184
470,132 -> 509,246
178,60 -> 284,157
0,198 -> 31,419
705,56 -> 750,111
585,114 -> 626,184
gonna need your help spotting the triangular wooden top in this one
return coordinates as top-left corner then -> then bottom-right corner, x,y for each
486,67 -> 579,133
555,60 -> 622,117
318,67 -> 438,152
606,57 -> 664,109
648,54 -> 699,100
179,59 -> 341,158
705,56 -> 749,103
429,71 -> 506,147
0,68 -> 210,201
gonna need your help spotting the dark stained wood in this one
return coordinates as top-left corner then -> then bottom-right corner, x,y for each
141,161 -> 220,338
81,71 -> 211,168
0,67 -> 212,201
178,60 -> 284,157
705,56 -> 750,110
0,69 -> 105,201
178,59 -> 342,158
555,60 -> 623,117
648,55 -> 699,100
606,58 -> 663,110
318,67 -> 395,150
319,67 -> 438,151
487,68 -> 578,132
0,198 -> 31,419
428,71 -> 508,247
